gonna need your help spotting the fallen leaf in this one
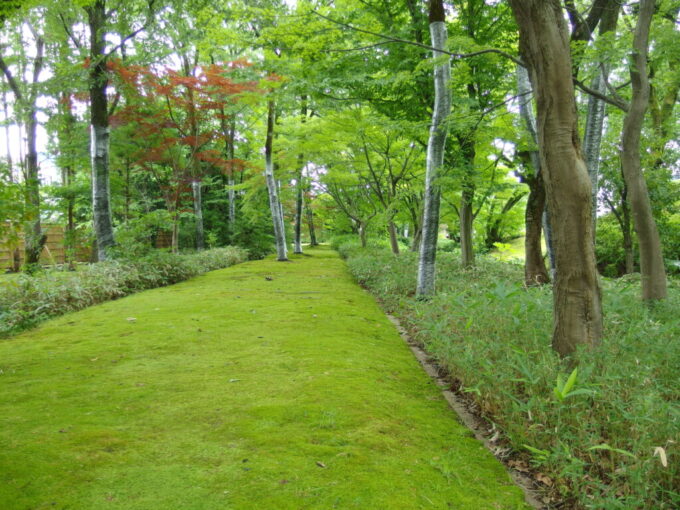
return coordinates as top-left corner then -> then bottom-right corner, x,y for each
653,447 -> 668,467
508,460 -> 530,473
536,472 -> 553,486
229,379 -> 240,383
316,461 -> 326,468
126,317 -> 136,322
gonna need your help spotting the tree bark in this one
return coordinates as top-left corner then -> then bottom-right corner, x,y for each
294,157 -> 304,254
264,100 -> 287,261
517,65 -> 550,285
87,0 -> 115,261
228,121 -> 236,229
0,26 -> 46,269
459,183 -> 474,267
306,201 -> 317,246
294,97 -> 307,254
509,0 -> 603,357
192,180 -> 204,250
387,220 -> 400,255
416,0 -> 450,298
582,2 -> 619,237
620,0 -> 667,301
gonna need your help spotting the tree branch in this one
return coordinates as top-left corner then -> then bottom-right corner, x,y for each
104,0 -> 157,58
574,77 -> 629,111
311,10 -> 524,67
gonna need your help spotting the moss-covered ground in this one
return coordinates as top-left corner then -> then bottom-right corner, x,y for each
0,246 -> 527,509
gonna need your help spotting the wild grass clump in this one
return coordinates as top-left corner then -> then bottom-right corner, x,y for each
342,241 -> 679,509
0,246 -> 248,336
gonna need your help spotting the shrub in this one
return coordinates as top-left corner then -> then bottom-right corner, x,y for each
0,246 -> 249,336
340,243 -> 680,509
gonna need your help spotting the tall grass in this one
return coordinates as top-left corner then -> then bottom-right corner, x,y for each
340,242 -> 679,509
0,247 -> 249,336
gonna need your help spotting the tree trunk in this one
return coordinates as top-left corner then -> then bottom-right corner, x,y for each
620,0 -> 666,301
171,212 -> 179,254
306,202 -> 317,246
524,176 -> 549,285
228,121 -> 236,229
620,192 -> 635,275
23,93 -> 45,268
517,65 -> 549,285
509,0 -> 603,357
0,26 -> 46,270
459,186 -> 474,267
411,223 -> 422,253
192,180 -> 204,250
388,220 -> 400,255
294,163 -> 304,254
583,3 -> 619,237
87,0 -> 115,261
264,100 -> 287,261
359,222 -> 367,248
2,84 -> 20,271
416,0 -> 450,298
294,98 -> 307,254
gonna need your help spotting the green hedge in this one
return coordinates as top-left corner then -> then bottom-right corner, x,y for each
0,247 -> 249,336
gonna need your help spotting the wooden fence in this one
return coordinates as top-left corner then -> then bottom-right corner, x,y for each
1,224 -> 174,271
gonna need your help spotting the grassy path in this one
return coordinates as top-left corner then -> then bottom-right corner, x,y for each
1,247 -> 527,509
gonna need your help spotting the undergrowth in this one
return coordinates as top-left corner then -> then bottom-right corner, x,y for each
0,246 -> 249,336
339,240 -> 679,509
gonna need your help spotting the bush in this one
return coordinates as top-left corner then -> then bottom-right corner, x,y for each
340,243 -> 680,509
0,246 -> 249,336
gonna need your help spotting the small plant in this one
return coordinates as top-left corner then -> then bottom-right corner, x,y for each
553,368 -> 593,402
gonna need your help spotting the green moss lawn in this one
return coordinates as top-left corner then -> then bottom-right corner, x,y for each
0,247 -> 527,509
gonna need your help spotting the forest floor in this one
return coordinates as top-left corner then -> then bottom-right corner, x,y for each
0,246 -> 528,510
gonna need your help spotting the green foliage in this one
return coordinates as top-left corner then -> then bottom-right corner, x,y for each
596,214 -> 636,277
0,246 -> 249,336
341,241 -> 680,509
110,210 -> 173,258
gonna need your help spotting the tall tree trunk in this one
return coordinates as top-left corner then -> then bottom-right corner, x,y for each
59,93 -> 77,261
583,3 -> 619,236
306,200 -> 317,247
294,161 -> 304,254
294,97 -> 307,254
457,136 -> 476,269
264,100 -> 287,261
192,180 -> 204,250
0,27 -> 46,270
417,0 -> 450,297
411,223 -> 422,253
23,103 -> 44,267
620,0 -> 666,301
621,188 -> 634,275
388,220 -> 400,255
509,0 -> 603,357
3,87 -> 20,271
171,211 -> 179,254
359,221 -> 367,248
228,121 -> 236,229
87,0 -> 115,261
524,173 -> 549,286
517,65 -> 550,285
459,183 -> 474,267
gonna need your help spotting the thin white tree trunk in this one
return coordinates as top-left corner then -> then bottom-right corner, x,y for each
192,180 -> 204,250
265,100 -> 287,261
416,0 -> 451,298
